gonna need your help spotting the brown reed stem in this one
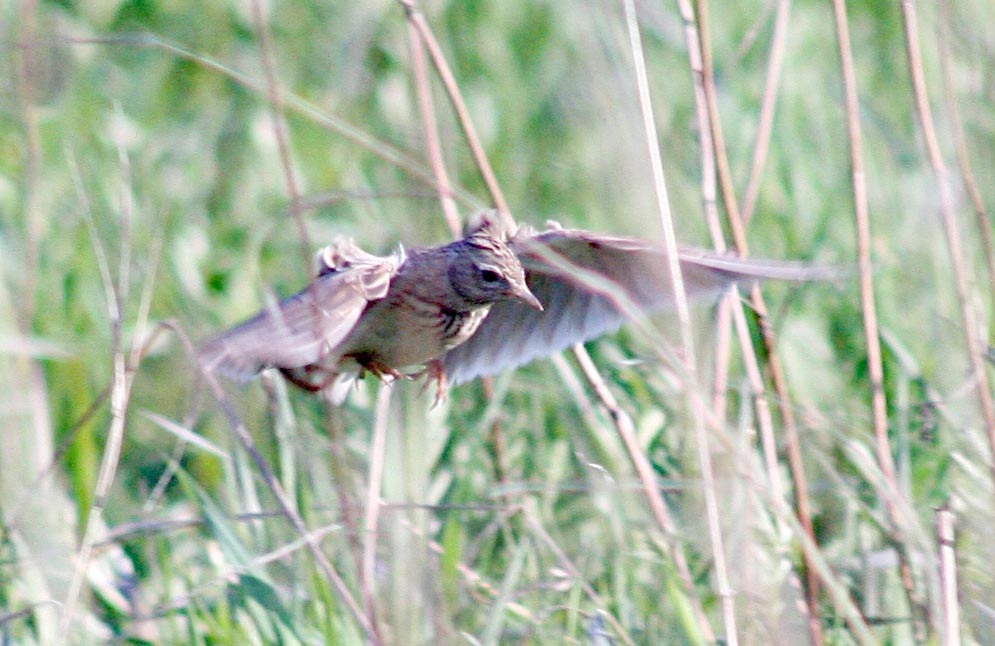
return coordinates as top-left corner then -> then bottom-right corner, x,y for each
900,0 -> 995,497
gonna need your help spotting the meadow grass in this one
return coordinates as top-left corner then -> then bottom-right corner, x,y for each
3,0 -> 995,643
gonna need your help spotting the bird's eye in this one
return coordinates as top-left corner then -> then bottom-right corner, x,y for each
480,269 -> 501,283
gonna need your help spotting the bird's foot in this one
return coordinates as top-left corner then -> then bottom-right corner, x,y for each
419,360 -> 448,408
279,365 -> 338,392
359,358 -> 404,383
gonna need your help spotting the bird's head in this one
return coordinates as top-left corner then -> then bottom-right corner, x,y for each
448,234 -> 543,311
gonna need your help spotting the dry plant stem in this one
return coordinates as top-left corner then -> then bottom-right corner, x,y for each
832,0 -> 897,520
15,0 -> 42,332
624,0 -> 732,641
829,4 -> 929,636
687,2 -> 814,629
392,512 -> 536,622
730,297 -> 785,499
68,35 -> 479,207
6,384 -> 109,528
687,0 -> 823,635
681,0 -> 724,253
398,0 -> 509,216
115,151 -> 133,307
130,228 -> 169,509
685,0 -> 729,416
60,150 -> 135,639
935,505 -> 961,646
680,0 -> 815,637
62,162 -> 159,646
178,332 -> 380,644
731,291 -> 823,642
692,0 -> 748,254
405,14 -> 461,236
572,345 -> 715,643
762,482 -> 876,644
689,0 -> 793,528
61,304 -> 131,641
393,501 -> 631,640
403,0 -> 515,517
13,322 -> 166,528
522,506 -> 635,646
900,0 -> 995,487
692,6 -> 819,620
323,402 -> 366,594
214,396 -> 379,644
248,0 -> 311,277
711,298 -> 733,414
750,286 -> 826,631
247,10 -> 379,636
684,11 -> 740,579
361,386 -> 393,637
936,0 -> 995,327
100,510 -> 335,545
740,0 -> 793,226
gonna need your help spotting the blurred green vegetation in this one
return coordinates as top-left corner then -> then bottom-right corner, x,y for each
3,0 -> 995,643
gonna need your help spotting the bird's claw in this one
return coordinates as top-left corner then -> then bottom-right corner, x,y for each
359,359 -> 404,383
279,365 -> 338,392
419,360 -> 448,408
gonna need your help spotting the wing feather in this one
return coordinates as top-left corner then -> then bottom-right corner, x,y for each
200,252 -> 398,381
442,228 -> 835,385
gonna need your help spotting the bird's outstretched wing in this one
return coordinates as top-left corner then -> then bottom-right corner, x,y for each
199,240 -> 400,381
442,227 -> 836,385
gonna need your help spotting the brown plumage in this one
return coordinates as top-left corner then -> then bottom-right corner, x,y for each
199,213 -> 834,401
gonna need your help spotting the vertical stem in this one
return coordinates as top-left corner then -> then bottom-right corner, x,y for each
693,0 -> 748,254
900,0 -> 995,495
15,0 -> 42,332
572,346 -> 715,643
834,0 -> 924,637
623,0 -> 733,641
405,15 -> 461,236
60,151 -> 131,640
935,0 -> 995,333
740,0 -> 793,226
361,386 -> 393,635
935,505 -> 960,646
399,0 -> 510,217
248,0 -> 310,273
686,0 -> 823,638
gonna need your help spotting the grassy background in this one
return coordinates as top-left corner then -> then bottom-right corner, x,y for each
4,0 -> 995,643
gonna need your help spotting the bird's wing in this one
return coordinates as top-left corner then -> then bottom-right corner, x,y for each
199,244 -> 399,381
442,227 -> 835,385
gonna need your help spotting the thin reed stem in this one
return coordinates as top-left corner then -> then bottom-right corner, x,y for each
900,0 -> 995,492
405,14 -> 461,237
398,0 -> 510,217
624,0 -> 732,640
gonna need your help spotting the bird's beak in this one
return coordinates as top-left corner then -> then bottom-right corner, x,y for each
510,282 -> 543,311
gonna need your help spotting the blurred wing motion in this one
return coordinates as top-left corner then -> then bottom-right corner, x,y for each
199,240 -> 400,381
442,227 -> 837,385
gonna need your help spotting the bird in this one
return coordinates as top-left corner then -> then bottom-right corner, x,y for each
199,211 -> 833,402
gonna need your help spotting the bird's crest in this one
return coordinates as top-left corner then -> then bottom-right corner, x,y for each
463,209 -> 517,242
